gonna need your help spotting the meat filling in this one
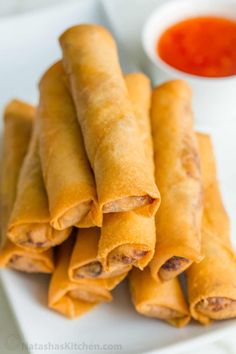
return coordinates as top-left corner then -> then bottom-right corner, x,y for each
11,224 -> 50,249
73,261 -> 103,279
159,256 -> 191,281
196,297 -> 236,319
7,255 -> 45,273
108,245 -> 148,270
11,224 -> 70,251
73,261 -> 130,280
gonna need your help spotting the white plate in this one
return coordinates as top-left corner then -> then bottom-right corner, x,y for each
0,1 -> 236,353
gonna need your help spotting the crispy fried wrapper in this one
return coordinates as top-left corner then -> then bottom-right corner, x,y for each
97,73 -> 157,271
49,237 -> 112,319
125,72 -> 155,172
38,61 -> 100,230
0,100 -> 54,273
0,242 -> 54,273
99,213 -> 156,272
150,80 -> 203,282
187,133 -> 236,325
69,227 -> 130,282
7,123 -> 71,252
60,24 -> 160,217
129,267 -> 190,327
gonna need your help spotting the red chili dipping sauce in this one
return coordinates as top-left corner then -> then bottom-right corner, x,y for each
158,17 -> 236,78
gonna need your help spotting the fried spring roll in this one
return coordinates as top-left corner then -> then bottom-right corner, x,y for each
187,133 -> 236,325
100,213 -> 156,272
0,100 -> 54,273
7,124 -> 71,252
69,228 -> 130,280
38,61 -> 100,230
0,243 -> 54,273
98,73 -> 156,271
70,73 -> 156,273
129,267 -> 190,327
150,81 -> 203,281
49,237 -> 112,319
60,24 -> 160,216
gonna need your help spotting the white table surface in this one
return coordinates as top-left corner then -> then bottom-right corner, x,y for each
0,1 -> 236,353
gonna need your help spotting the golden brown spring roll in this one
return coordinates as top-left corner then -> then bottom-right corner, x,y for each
100,213 -> 156,272
60,24 -> 160,216
7,122 -> 71,252
49,237 -> 111,319
69,227 -> 130,280
0,243 -> 54,273
71,73 -> 156,274
150,80 -> 203,282
129,267 -> 190,327
187,133 -> 236,325
38,61 -> 100,230
98,73 -> 156,271
0,100 -> 54,273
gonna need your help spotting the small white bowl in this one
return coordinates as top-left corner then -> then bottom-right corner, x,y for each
142,0 -> 236,126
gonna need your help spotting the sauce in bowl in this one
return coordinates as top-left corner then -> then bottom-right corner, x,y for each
158,16 -> 236,78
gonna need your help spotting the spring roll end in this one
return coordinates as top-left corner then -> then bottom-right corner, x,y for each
72,261 -> 103,280
159,256 -> 192,281
150,244 -> 203,282
191,296 -> 236,324
107,244 -> 151,271
51,200 -> 92,230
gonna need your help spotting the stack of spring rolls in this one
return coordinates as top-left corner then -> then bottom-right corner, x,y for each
1,24 -> 236,326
